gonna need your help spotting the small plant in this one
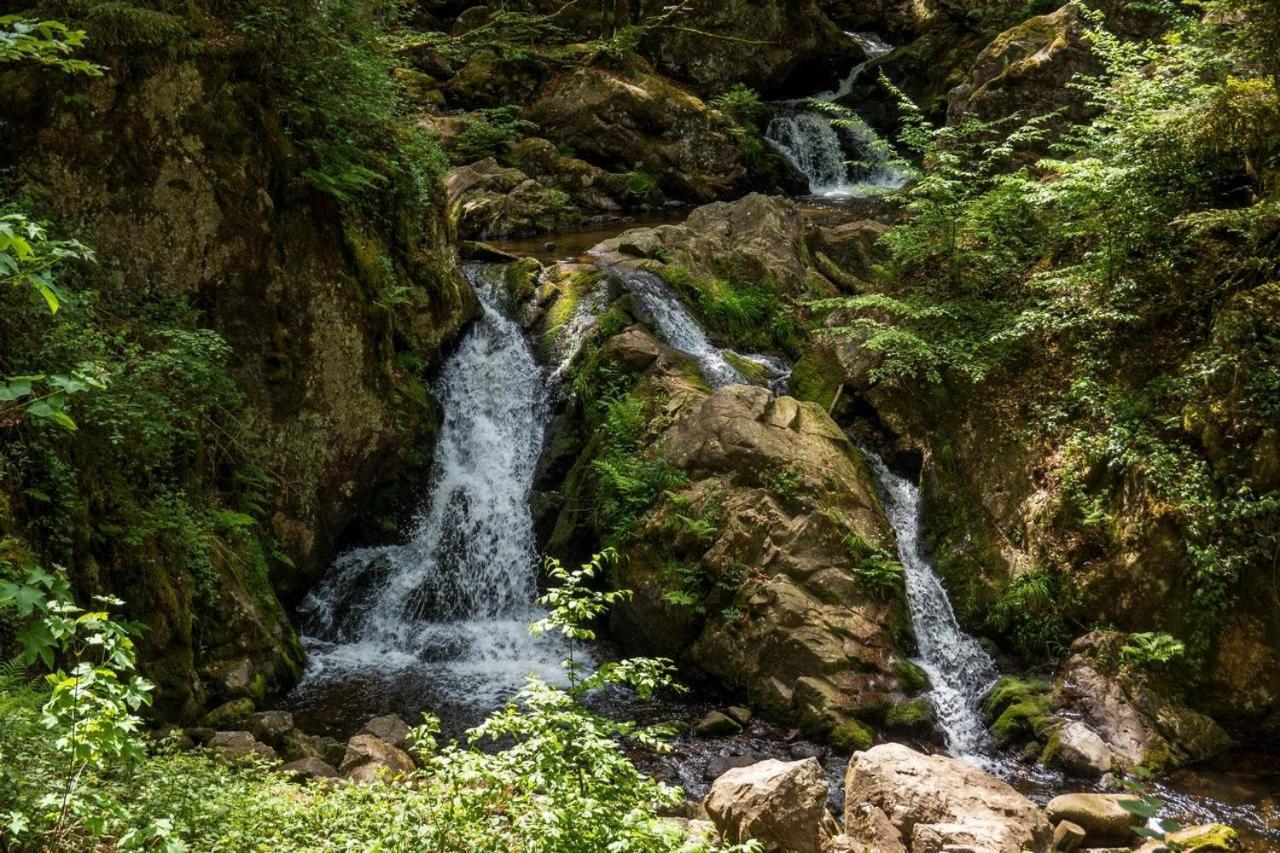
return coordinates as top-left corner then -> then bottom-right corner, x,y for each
1121,632 -> 1185,669
766,466 -> 803,501
455,106 -> 536,160
843,537 -> 904,599
626,168 -> 660,199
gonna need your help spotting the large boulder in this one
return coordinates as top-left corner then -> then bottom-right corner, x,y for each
1053,633 -> 1232,774
446,158 -> 577,239
704,758 -> 834,853
843,743 -> 1051,853
610,384 -> 918,738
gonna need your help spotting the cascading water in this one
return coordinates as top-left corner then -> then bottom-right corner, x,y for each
291,263 -> 564,730
596,264 -> 790,393
860,446 -> 999,759
765,31 -> 905,197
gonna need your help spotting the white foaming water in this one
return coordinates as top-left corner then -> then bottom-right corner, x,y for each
598,264 -> 790,391
294,263 -> 565,724
766,31 -> 906,197
860,446 -> 999,759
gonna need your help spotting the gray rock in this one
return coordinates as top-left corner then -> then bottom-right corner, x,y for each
1055,720 -> 1113,778
704,752 -> 765,780
695,711 -> 742,737
1045,793 -> 1141,846
340,733 -> 415,783
705,758 -> 833,853
360,714 -> 413,751
249,710 -> 295,745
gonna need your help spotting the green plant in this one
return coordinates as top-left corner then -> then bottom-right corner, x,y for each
626,168 -> 660,199
843,536 -> 904,599
0,15 -> 102,74
1121,632 -> 1186,668
766,465 -> 803,500
455,106 -> 536,160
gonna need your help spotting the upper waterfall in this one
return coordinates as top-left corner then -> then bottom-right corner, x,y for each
765,31 -> 905,197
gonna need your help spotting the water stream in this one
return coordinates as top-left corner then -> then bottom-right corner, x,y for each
290,263 -> 564,732
765,31 -> 905,197
860,446 -> 1000,759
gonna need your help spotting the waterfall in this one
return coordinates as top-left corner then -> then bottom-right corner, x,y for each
597,264 -> 791,392
860,446 -> 999,759
293,263 -> 564,725
765,31 -> 905,197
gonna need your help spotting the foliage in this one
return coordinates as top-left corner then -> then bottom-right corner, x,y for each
818,8 -> 1280,657
661,265 -> 786,352
455,106 -> 536,160
842,536 -> 904,600
986,568 -> 1081,658
1121,631 -> 1186,669
0,560 -> 756,851
710,84 -> 764,132
0,15 -> 102,74
627,168 -> 661,199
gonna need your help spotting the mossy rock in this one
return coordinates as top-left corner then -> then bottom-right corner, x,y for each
787,351 -> 844,410
202,697 -> 255,729
829,718 -> 874,752
984,676 -> 1055,748
885,699 -> 933,736
892,659 -> 929,695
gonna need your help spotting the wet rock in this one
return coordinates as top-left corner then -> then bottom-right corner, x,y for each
705,752 -> 766,780
202,697 -> 255,729
339,733 -> 416,783
280,756 -> 339,781
704,757 -> 833,853
844,743 -> 1051,853
696,711 -> 743,737
209,731 -> 276,763
248,710 -> 294,745
1044,793 -> 1140,847
1135,823 -> 1237,852
360,714 -> 413,751
726,706 -> 752,726
600,327 -> 663,374
446,158 -> 577,240
1054,720 -> 1112,778
1052,819 -> 1087,852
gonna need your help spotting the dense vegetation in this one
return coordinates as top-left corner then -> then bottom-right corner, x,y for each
820,1 -> 1279,663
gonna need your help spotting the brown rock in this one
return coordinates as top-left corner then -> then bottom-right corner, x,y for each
280,756 -> 339,781
704,758 -> 833,853
1044,793 -> 1140,846
844,743 -> 1051,853
339,733 -> 416,783
209,730 -> 276,763
1052,819 -> 1087,852
360,714 -> 413,751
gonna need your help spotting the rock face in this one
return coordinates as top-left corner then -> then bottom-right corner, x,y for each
609,383 -> 918,739
947,4 -> 1096,126
527,63 -> 759,202
1053,633 -> 1231,774
704,758 -> 834,853
0,46 -> 474,717
843,743 -> 1052,853
446,158 -> 576,239
639,0 -> 847,94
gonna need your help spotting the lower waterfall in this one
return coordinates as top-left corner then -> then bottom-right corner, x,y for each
292,263 -> 563,728
861,447 -> 1000,759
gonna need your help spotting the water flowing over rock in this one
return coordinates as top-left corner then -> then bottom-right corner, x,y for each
765,32 -> 905,197
293,264 -> 563,728
860,448 -> 999,758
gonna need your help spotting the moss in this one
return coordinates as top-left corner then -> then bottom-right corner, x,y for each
789,351 -> 843,409
885,699 -> 931,734
892,659 -> 929,695
723,351 -> 771,384
829,717 -> 874,752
